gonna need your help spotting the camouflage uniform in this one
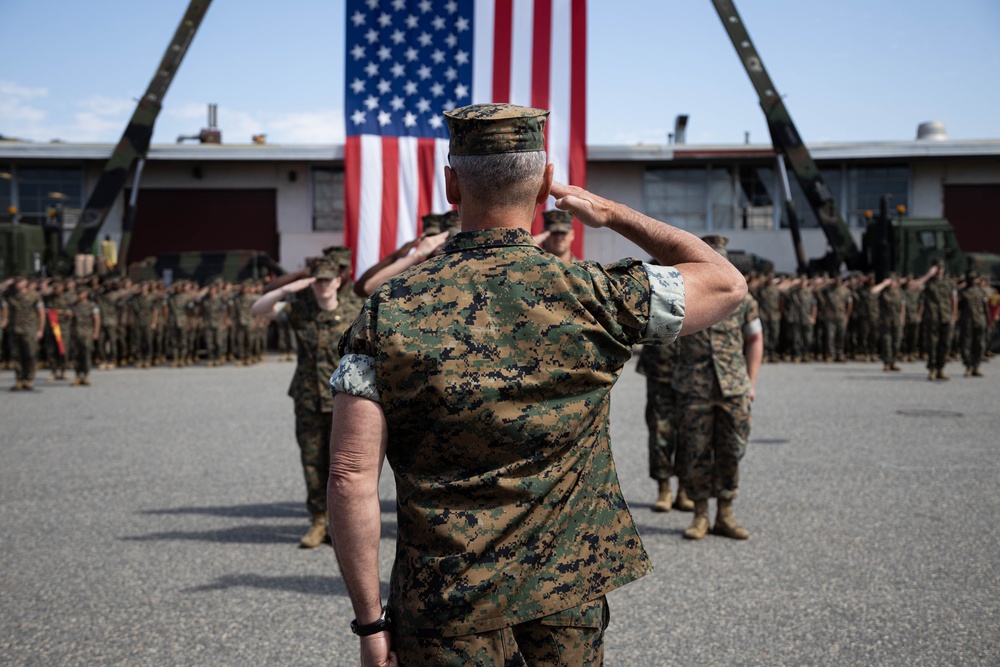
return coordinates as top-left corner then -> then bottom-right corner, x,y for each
166,287 -> 192,365
636,343 -> 681,483
199,291 -> 229,365
673,293 -> 760,501
878,284 -> 905,367
44,287 -> 75,377
958,279 -> 988,374
902,286 -> 922,359
233,287 -> 255,364
783,283 -> 813,361
922,274 -> 956,375
332,226 -> 685,641
819,282 -> 852,361
754,279 -> 781,362
130,288 -> 157,366
95,285 -> 120,368
855,282 -> 879,360
69,295 -> 100,380
286,288 -> 360,517
4,284 -> 44,386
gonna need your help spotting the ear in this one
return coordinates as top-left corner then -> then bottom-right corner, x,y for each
535,163 -> 554,206
445,165 -> 461,205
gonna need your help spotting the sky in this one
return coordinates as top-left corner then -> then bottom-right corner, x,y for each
1,0 -> 999,148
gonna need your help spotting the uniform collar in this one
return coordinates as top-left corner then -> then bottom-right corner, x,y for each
440,227 -> 540,255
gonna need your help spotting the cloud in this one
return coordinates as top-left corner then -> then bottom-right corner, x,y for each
0,80 -> 50,136
160,104 -> 345,145
264,110 -> 345,144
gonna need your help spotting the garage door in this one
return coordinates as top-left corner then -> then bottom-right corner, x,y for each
943,184 -> 1000,254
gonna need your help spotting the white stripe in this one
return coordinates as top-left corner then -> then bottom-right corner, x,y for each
433,138 -> 450,213
357,134 -> 383,278
397,136 -> 419,247
547,0 -> 572,207
471,0 -> 494,104
509,0 -> 534,105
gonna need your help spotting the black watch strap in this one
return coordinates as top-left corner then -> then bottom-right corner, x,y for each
350,605 -> 392,637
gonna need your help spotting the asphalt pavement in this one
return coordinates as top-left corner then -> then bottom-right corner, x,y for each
1,355 -> 997,666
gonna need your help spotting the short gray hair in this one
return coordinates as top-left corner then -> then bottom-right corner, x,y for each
449,151 -> 546,209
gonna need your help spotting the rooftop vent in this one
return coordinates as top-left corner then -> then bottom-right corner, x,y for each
916,121 -> 948,141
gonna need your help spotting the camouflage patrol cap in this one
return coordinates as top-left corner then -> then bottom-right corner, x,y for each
444,103 -> 549,156
422,213 -> 444,236
439,209 -> 460,234
307,256 -> 339,280
322,245 -> 352,270
543,209 -> 573,233
701,234 -> 729,257
422,210 -> 460,235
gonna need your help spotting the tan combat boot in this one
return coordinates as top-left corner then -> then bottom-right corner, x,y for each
683,500 -> 710,540
653,480 -> 672,513
72,376 -> 82,386
674,487 -> 695,512
937,369 -> 950,381
81,375 -> 91,386
712,498 -> 750,540
10,380 -> 24,391
299,512 -> 328,549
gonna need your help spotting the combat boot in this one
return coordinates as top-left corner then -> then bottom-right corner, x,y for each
889,363 -> 901,372
10,380 -> 24,391
23,380 -> 34,391
683,500 -> 709,540
674,487 -> 695,512
653,480 -> 672,513
81,375 -> 90,386
937,369 -> 950,381
964,367 -> 972,377
72,376 -> 82,386
972,366 -> 984,377
712,498 -> 750,540
300,512 -> 328,549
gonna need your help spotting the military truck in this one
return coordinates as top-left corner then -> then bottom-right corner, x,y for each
712,0 -> 1000,283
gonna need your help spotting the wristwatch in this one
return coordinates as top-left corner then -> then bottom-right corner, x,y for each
350,605 -> 392,636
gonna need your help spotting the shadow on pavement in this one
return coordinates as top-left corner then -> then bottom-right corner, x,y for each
141,501 -> 304,519
121,519 -> 398,545
183,573 -> 349,597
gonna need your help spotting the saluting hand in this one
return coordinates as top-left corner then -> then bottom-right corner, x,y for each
550,181 -> 616,229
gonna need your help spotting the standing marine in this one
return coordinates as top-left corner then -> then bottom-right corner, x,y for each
2,276 -> 46,391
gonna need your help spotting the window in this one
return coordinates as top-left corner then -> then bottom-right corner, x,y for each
645,168 -> 708,231
0,166 -> 11,221
845,165 -> 908,227
14,166 -> 84,226
312,168 -> 344,231
738,165 -> 776,229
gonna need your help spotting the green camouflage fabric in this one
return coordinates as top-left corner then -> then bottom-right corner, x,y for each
423,211 -> 460,236
294,405 -> 333,515
286,289 -> 360,413
6,286 -> 43,336
819,284 -> 852,360
958,284 -> 988,369
421,213 -> 444,235
878,285 -> 905,365
753,280 -> 781,360
199,294 -> 228,329
636,344 -> 680,482
322,245 -> 352,269
307,256 -> 339,280
444,104 -> 548,156
392,596 -> 608,665
70,298 -> 100,376
922,276 -> 956,371
543,209 -> 573,233
333,227 -> 686,636
673,293 -> 759,501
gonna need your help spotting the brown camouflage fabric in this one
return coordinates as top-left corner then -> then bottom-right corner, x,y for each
636,343 -> 680,482
878,285 -> 905,365
958,284 -> 988,369
334,227 -> 685,636
673,294 -> 759,501
294,405 -> 333,516
819,284 -> 852,360
4,286 -> 43,382
922,276 -> 956,371
70,298 -> 100,377
286,290 -> 360,413
754,281 -> 781,360
444,104 -> 548,155
542,209 -> 573,233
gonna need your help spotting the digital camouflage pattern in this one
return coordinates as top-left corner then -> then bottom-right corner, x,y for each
294,405 -> 333,516
636,343 -> 680,481
878,285 -> 905,366
334,227 -> 685,636
444,104 -> 548,156
392,596 -> 608,665
286,289 -> 360,413
819,283 -> 852,360
69,298 -> 100,377
958,282 -> 988,370
4,285 -> 44,382
422,211 -> 460,236
542,209 -> 573,233
673,293 -> 759,501
922,275 -> 956,372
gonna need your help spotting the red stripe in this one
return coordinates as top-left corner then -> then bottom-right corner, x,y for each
416,138 -> 436,234
529,0 -> 553,236
569,0 -> 587,258
344,136 -> 362,275
380,138 -> 399,260
492,0 -> 513,102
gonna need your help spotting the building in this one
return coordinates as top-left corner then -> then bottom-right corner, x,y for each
2,123 -> 998,277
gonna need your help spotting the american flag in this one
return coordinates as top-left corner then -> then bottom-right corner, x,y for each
344,0 -> 587,278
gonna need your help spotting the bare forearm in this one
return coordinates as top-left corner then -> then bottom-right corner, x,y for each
744,332 -> 764,386
356,255 -> 422,298
263,269 -> 309,294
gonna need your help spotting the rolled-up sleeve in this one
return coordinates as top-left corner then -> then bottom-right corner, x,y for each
329,353 -> 380,403
639,264 -> 685,345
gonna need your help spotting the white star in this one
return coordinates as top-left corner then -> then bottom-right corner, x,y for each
416,98 -> 431,113
445,0 -> 458,14
431,49 -> 445,64
430,82 -> 444,97
391,29 -> 405,44
378,110 -> 392,127
364,61 -> 379,77
350,78 -> 366,94
390,96 -> 405,110
365,95 -> 380,110
418,0 -> 432,13
455,16 -> 469,32
445,34 -> 457,48
417,64 -> 432,80
454,83 -> 469,100
455,49 -> 469,66
365,28 -> 379,44
432,16 -> 446,30
429,115 -> 443,129
351,11 -> 366,27
390,62 -> 405,78
404,47 -> 419,62
351,44 -> 366,60
377,45 -> 392,61
391,0 -> 406,10
366,0 -> 378,9
378,12 -> 392,28
403,111 -> 417,127
444,67 -> 457,82
443,99 -> 456,111
418,31 -> 432,47
377,78 -> 392,95
405,14 -> 419,29
351,109 -> 367,125
403,80 -> 418,95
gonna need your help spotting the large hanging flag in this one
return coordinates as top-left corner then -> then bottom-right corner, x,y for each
344,0 -> 587,278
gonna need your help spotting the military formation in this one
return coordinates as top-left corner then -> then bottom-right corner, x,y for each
1,274 -> 297,390
744,263 -> 997,379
